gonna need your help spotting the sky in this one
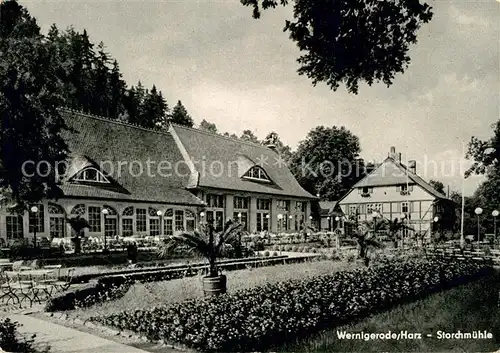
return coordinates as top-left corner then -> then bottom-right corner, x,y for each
21,0 -> 499,196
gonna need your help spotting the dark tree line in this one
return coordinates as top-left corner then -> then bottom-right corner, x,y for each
45,24 -> 195,129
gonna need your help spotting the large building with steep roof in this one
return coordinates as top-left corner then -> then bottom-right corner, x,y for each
0,109 -> 315,244
338,146 -> 455,239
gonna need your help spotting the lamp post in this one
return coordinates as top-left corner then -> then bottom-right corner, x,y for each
372,211 -> 379,237
199,212 -> 205,227
265,214 -> 270,232
327,216 -> 330,232
433,216 -> 439,244
102,208 -> 109,252
493,210 -> 499,248
157,210 -> 163,236
475,207 -> 483,246
400,213 -> 406,249
335,216 -> 341,249
30,206 -> 39,248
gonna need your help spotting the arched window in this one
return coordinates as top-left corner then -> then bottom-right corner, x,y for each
243,166 -> 271,182
70,204 -> 86,216
73,167 -> 110,183
48,203 -> 65,238
148,207 -> 160,236
122,206 -> 134,236
103,205 -> 118,238
164,208 -> 173,235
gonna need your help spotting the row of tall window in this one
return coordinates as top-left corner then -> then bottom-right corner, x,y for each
4,198 -> 309,239
358,185 -> 415,194
4,204 -> 197,240
348,202 -> 414,216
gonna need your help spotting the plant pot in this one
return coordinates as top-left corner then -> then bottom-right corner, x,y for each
202,274 -> 227,296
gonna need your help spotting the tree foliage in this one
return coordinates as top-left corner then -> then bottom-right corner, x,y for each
289,126 -> 365,200
0,0 -> 68,210
240,129 -> 260,143
466,120 -> 500,177
429,179 -> 445,195
170,100 -> 194,128
199,119 -> 218,133
241,0 -> 433,94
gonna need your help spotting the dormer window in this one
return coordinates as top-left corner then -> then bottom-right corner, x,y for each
73,167 -> 110,183
243,166 -> 271,182
358,187 -> 373,196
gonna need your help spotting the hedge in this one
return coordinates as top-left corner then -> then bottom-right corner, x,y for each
90,258 -> 492,352
45,255 -> 297,311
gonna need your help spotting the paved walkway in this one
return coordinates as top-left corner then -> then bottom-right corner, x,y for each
3,313 -> 150,353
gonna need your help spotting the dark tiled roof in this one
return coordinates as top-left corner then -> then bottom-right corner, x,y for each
170,125 -> 316,199
353,157 -> 449,200
319,201 -> 342,216
59,109 -> 204,206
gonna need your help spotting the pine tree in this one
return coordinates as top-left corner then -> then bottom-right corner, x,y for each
108,60 -> 126,119
169,100 -> 194,127
92,41 -> 111,116
123,86 -> 140,125
141,85 -> 168,128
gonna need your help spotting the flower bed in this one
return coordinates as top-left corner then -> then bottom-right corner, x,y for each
45,254 -> 307,312
90,258 -> 492,352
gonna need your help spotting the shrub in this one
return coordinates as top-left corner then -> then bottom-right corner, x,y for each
285,245 -> 292,251
297,247 -> 303,252
263,251 -> 270,257
303,247 -> 310,252
273,251 -> 279,257
91,259 -> 490,352
291,246 -> 298,252
0,318 -> 49,352
311,248 -> 318,253
345,253 -> 355,263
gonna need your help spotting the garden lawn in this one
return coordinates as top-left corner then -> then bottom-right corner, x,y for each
65,260 -> 358,321
276,271 -> 500,352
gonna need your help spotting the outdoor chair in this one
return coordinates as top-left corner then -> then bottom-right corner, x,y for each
32,281 -> 56,304
3,272 -> 34,308
0,272 -> 19,305
11,261 -> 24,271
37,265 -> 62,285
52,268 -> 74,292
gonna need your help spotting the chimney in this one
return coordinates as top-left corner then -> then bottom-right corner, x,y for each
389,146 -> 398,160
408,160 -> 416,174
397,152 -> 402,162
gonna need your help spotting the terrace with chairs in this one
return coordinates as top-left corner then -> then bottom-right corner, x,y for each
0,262 -> 73,308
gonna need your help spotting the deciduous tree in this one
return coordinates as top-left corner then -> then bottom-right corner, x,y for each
0,0 -> 69,209
241,0 -> 433,94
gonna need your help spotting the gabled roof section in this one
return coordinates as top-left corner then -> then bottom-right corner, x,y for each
353,157 -> 449,200
58,109 -> 204,206
319,201 -> 341,216
169,124 -> 316,199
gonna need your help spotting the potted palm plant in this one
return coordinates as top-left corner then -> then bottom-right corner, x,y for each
345,216 -> 385,266
158,219 -> 244,296
66,215 -> 90,254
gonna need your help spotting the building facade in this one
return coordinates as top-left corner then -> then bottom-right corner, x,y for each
0,109 -> 315,245
338,147 -> 455,239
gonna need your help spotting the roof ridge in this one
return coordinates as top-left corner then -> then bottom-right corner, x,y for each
170,123 -> 272,150
58,107 -> 171,136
